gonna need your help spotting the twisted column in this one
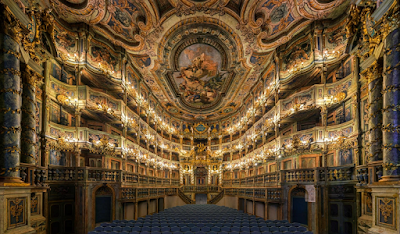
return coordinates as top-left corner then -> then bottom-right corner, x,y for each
21,65 -> 41,164
363,63 -> 383,162
0,8 -> 24,184
381,28 -> 400,181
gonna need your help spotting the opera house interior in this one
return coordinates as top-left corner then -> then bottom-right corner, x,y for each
0,0 -> 400,233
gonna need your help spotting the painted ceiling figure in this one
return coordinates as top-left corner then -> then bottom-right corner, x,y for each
176,45 -> 226,106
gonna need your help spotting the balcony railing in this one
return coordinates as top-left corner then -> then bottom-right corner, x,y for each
222,166 -> 354,187
223,188 -> 283,201
180,185 -> 220,193
47,166 -> 179,186
20,163 -> 48,187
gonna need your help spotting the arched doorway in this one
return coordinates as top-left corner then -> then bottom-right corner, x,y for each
94,185 -> 114,224
290,187 -> 308,226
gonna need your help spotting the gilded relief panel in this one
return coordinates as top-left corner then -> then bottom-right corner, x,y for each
364,192 -> 372,216
7,197 -> 26,229
376,197 -> 396,229
31,194 -> 40,215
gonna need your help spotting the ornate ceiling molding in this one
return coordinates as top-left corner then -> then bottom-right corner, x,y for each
44,0 -> 350,122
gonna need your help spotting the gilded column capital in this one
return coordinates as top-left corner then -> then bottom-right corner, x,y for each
21,65 -> 43,86
361,62 -> 382,84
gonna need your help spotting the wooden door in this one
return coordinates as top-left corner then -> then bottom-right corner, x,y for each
328,202 -> 356,234
49,202 -> 74,234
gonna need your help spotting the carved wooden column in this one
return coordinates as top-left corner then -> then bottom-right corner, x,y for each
21,65 -> 41,165
0,6 -> 25,184
382,27 -> 400,181
362,62 -> 383,163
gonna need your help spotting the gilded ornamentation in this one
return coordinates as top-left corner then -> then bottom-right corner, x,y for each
90,135 -> 116,156
2,6 -> 26,43
9,198 -> 24,225
175,3 -> 225,17
365,193 -> 372,213
50,137 -> 76,151
379,198 -> 393,223
31,196 -> 39,214
39,9 -> 55,37
361,7 -> 380,57
334,92 -> 346,102
22,66 -> 43,86
1,68 -> 21,76
345,5 -> 361,38
382,162 -> 400,173
0,89 -> 22,95
0,108 -> 21,114
0,167 -> 20,176
2,48 -> 21,59
0,127 -> 21,134
193,122 -> 208,134
56,94 -> 69,106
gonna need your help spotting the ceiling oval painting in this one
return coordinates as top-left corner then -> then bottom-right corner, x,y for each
173,43 -> 229,110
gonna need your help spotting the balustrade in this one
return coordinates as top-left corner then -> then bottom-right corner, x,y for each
324,166 -> 354,181
20,164 -> 48,186
123,172 -> 138,183
47,166 -> 83,182
283,169 -> 315,183
150,188 -> 158,197
254,188 -> 265,198
138,188 -> 149,198
181,185 -> 220,193
221,187 -> 282,201
88,169 -> 121,182
166,188 -> 177,195
120,187 -> 177,200
47,166 -> 178,188
267,189 -> 282,201
222,166 -> 354,188
121,188 -> 136,200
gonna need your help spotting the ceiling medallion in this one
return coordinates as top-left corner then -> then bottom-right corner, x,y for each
193,122 -> 208,134
173,43 -> 229,110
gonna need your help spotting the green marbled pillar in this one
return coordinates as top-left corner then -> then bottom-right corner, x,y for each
21,67 -> 36,164
0,33 -> 22,180
368,69 -> 383,162
382,28 -> 400,179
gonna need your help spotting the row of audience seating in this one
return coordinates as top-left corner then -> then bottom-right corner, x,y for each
89,204 -> 313,234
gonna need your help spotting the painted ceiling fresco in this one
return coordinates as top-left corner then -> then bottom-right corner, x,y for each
47,0 -> 349,121
174,44 -> 228,109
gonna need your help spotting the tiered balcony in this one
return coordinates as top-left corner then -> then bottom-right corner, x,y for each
48,73 -> 355,156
